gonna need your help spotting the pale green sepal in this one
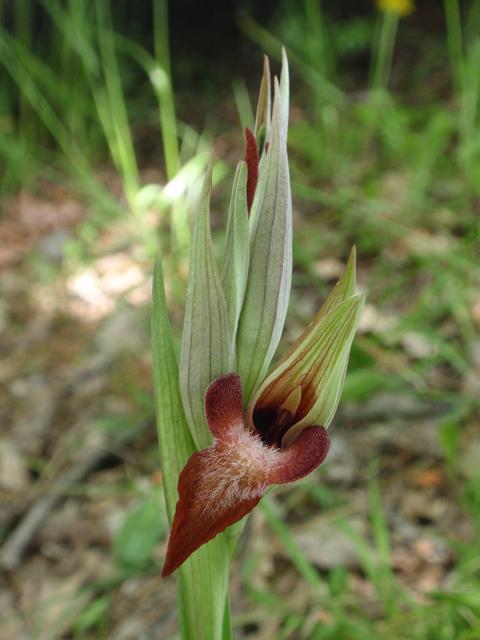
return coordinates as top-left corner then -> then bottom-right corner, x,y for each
254,54 -> 271,153
246,250 -> 361,445
316,246 -> 357,320
246,280 -> 363,449
280,248 -> 358,434
180,159 -> 234,450
281,293 -> 364,446
280,47 -> 290,140
221,161 -> 249,339
316,346 -> 351,428
273,247 -> 357,367
236,80 -> 292,403
151,259 -> 231,640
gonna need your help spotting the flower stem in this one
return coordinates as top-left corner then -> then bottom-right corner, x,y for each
371,10 -> 400,92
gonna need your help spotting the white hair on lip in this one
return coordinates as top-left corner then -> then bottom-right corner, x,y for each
196,422 -> 281,517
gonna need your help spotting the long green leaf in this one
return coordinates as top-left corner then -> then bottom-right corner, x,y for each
152,259 -> 196,521
153,0 -> 181,179
152,259 -> 231,640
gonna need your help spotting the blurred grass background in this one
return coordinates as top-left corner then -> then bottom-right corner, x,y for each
0,1 -> 479,639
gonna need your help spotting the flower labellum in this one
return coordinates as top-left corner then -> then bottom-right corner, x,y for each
162,373 -> 329,577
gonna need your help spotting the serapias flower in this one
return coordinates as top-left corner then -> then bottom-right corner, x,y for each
162,252 -> 363,577
159,50 -> 364,580
161,373 -> 330,577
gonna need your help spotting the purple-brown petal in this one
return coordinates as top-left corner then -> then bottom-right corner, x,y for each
268,426 -> 329,484
244,127 -> 259,214
161,443 -> 262,577
162,376 -> 330,576
205,373 -> 244,438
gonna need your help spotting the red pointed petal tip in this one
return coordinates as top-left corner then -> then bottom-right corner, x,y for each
244,127 -> 259,214
161,436 -> 267,576
163,373 -> 264,577
161,445 -> 262,577
162,376 -> 330,577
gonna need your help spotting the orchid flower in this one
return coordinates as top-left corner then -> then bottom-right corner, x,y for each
161,373 -> 328,577
162,246 -> 362,576
152,50 -> 364,637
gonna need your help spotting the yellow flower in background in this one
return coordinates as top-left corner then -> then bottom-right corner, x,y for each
377,0 -> 415,16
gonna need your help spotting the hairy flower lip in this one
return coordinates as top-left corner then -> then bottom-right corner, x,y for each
161,373 -> 329,577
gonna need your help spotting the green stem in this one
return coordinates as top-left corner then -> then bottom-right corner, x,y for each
222,595 -> 233,640
305,0 -> 327,77
371,10 -> 399,91
444,0 -> 465,94
153,0 -> 180,180
14,0 -> 33,143
95,1 -> 140,212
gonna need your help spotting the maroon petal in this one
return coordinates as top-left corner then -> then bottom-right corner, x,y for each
244,127 -> 259,214
204,373 -> 244,438
268,426 -> 329,484
161,444 -> 262,577
162,376 -> 330,576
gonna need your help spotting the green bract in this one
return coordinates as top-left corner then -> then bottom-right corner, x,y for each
248,249 -> 364,448
179,160 -> 234,450
237,76 -> 292,403
254,55 -> 271,153
221,160 -> 249,340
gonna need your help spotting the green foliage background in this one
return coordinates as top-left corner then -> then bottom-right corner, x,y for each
1,1 -> 479,638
